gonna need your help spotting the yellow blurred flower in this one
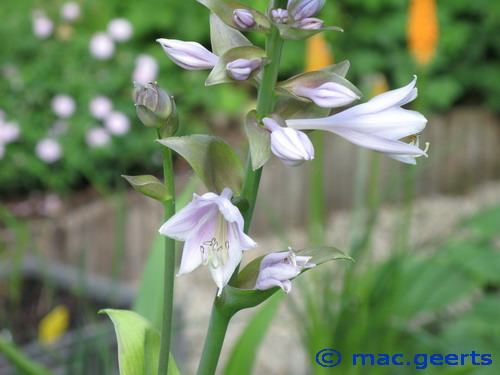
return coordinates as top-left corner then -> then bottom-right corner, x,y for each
408,0 -> 439,66
305,33 -> 333,72
38,305 -> 70,345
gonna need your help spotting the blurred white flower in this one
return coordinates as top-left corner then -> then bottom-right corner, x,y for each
133,54 -> 159,83
0,121 -> 20,143
107,18 -> 133,42
36,138 -> 62,163
89,32 -> 115,60
89,95 -> 113,120
32,15 -> 54,39
86,127 -> 111,147
104,112 -> 130,135
61,2 -> 81,22
51,94 -> 76,118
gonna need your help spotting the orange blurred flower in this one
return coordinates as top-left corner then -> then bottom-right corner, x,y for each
305,33 -> 333,72
408,0 -> 439,66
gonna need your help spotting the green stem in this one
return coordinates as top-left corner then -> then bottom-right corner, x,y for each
158,139 -> 177,375
197,12 -> 285,374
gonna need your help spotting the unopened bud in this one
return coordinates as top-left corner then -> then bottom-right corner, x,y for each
263,117 -> 314,166
288,0 -> 322,21
293,82 -> 360,108
271,8 -> 289,24
134,82 -> 177,132
296,17 -> 324,30
226,58 -> 262,81
156,38 -> 219,70
233,9 -> 256,29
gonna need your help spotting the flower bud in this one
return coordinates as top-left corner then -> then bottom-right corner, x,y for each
288,0 -> 322,20
271,8 -> 289,24
263,117 -> 314,166
233,9 -> 256,29
134,82 -> 176,131
156,38 -> 219,70
226,58 -> 262,81
296,17 -> 324,30
293,82 -> 360,108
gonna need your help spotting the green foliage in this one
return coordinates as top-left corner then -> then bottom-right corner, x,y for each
0,336 -> 54,375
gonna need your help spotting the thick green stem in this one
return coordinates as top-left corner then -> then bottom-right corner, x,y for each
197,12 -> 285,374
158,142 -> 176,375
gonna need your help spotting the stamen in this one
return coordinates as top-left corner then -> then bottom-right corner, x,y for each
199,214 -> 230,269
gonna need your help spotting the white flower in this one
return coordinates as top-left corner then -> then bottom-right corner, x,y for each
89,32 -> 115,60
86,127 -> 110,147
292,82 -> 360,108
0,121 -> 20,143
159,188 -> 257,296
89,96 -> 113,120
107,18 -> 133,42
157,38 -> 219,70
263,117 -> 314,166
36,138 -> 62,163
255,247 -> 315,293
286,76 -> 428,164
104,112 -> 130,135
32,15 -> 54,39
61,2 -> 81,22
51,94 -> 76,118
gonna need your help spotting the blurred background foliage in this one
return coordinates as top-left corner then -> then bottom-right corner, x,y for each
0,0 -> 499,197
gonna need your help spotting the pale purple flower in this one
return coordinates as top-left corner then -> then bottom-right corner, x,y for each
263,117 -> 314,166
288,0 -> 322,20
296,17 -> 324,30
107,18 -> 133,42
293,82 -> 360,108
35,138 -> 62,163
255,247 -> 315,293
89,32 -> 115,60
226,59 -> 262,81
233,9 -> 256,29
86,127 -> 110,147
132,54 -> 158,83
61,2 -> 81,22
286,76 -> 428,164
32,15 -> 54,39
104,112 -> 130,135
0,121 -> 20,143
51,94 -> 76,118
159,188 -> 257,296
271,8 -> 289,24
157,38 -> 219,70
89,95 -> 113,120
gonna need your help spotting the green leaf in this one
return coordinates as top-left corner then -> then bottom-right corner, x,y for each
122,175 -> 171,202
157,135 -> 244,195
223,294 -> 282,375
217,247 -> 353,316
205,46 -> 268,86
100,309 -> 180,375
0,337 -> 54,375
245,110 -> 271,170
210,13 -> 252,57
273,96 -> 330,120
197,0 -> 270,33
319,60 -> 351,77
276,23 -> 342,40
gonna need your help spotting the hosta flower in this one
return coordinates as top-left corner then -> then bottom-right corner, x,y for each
263,117 -> 314,166
286,76 -> 428,164
89,32 -> 115,60
293,82 -> 360,108
296,17 -> 324,30
226,59 -> 262,81
32,14 -> 54,39
61,2 -> 81,22
255,248 -> 315,293
104,112 -> 130,135
288,0 -> 323,20
159,188 -> 257,295
157,39 -> 219,70
107,18 -> 133,42
133,54 -> 158,83
233,9 -> 256,29
51,95 -> 76,119
35,138 -> 62,163
89,95 -> 113,120
86,127 -> 110,148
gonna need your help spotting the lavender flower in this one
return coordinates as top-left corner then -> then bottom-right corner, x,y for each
226,58 -> 262,81
107,18 -> 133,42
263,117 -> 314,166
233,9 -> 256,29
288,0 -> 323,20
35,138 -> 62,163
159,188 -> 257,295
89,96 -> 113,120
104,112 -> 130,135
89,32 -> 115,60
157,39 -> 219,70
286,76 -> 428,164
255,248 -> 315,293
271,9 -> 289,24
296,17 -> 324,30
293,82 -> 360,108
51,95 -> 76,118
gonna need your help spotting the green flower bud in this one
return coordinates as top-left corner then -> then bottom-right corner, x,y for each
133,82 -> 177,134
